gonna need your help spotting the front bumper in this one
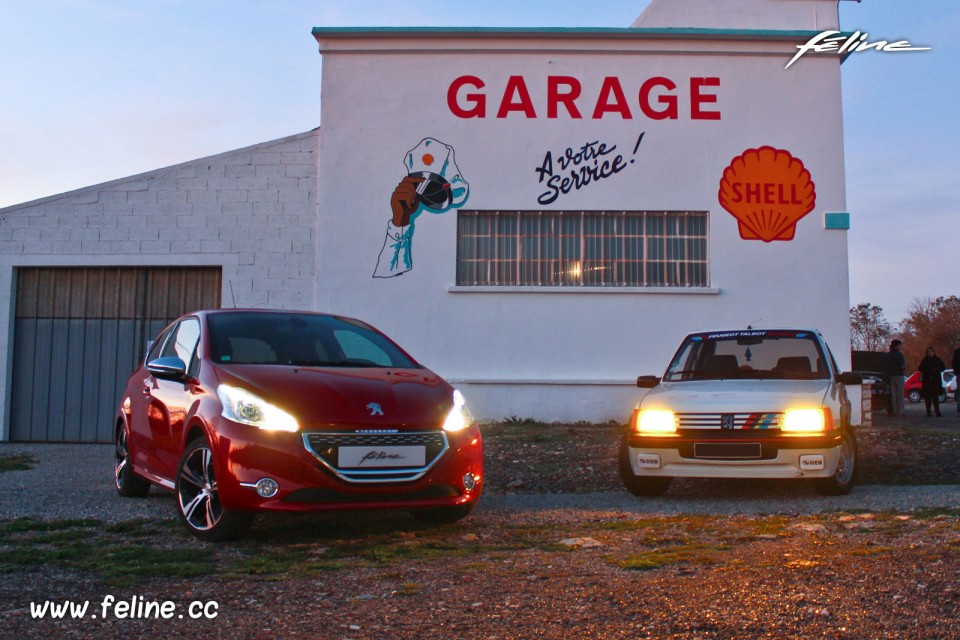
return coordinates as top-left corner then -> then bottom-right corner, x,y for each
624,429 -> 843,479
208,418 -> 483,513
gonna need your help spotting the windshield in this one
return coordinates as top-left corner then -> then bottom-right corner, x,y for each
207,312 -> 420,369
663,330 -> 829,382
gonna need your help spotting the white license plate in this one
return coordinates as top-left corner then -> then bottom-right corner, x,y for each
338,445 -> 425,468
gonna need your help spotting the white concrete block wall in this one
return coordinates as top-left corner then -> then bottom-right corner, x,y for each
0,129 -> 320,439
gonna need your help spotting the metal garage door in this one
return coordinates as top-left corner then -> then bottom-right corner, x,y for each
10,267 -> 222,442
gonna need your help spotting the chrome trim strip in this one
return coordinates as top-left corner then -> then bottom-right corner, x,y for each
301,430 -> 449,484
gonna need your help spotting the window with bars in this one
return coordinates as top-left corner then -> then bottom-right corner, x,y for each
456,211 -> 709,287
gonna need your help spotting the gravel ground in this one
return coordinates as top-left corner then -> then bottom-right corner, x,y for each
1,402 -> 959,639
2,403 -> 959,522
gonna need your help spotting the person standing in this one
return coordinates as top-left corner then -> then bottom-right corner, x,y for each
918,346 -> 946,417
886,339 -> 907,418
953,346 -> 960,415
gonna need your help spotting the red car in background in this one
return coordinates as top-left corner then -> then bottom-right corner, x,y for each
904,369 -> 956,404
114,309 -> 483,540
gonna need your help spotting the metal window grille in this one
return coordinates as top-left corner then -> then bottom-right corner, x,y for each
456,211 -> 709,287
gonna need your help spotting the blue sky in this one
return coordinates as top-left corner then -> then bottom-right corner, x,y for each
1,1 -> 955,323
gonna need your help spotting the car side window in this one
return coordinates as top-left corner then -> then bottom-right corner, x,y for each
145,325 -> 175,364
161,318 -> 201,370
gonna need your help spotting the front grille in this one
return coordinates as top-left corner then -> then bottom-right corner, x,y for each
283,484 -> 460,504
303,431 -> 448,484
677,413 -> 784,430
693,442 -> 763,459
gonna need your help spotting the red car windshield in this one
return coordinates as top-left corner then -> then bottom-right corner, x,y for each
663,330 -> 830,381
207,312 -> 420,369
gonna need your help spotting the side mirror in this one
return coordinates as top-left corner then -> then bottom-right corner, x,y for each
836,372 -> 863,385
636,375 -> 661,388
148,356 -> 187,379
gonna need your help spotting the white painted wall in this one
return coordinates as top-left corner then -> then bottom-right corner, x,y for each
314,31 -> 850,423
0,131 -> 319,440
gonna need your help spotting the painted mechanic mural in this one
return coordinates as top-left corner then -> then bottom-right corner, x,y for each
373,138 -> 470,278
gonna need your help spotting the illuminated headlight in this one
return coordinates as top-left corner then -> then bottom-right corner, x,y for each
442,389 -> 470,433
636,409 -> 677,434
217,385 -> 299,432
782,408 -> 825,433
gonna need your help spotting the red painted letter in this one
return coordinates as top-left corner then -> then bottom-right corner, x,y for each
547,76 -> 582,119
639,77 -> 678,120
691,77 -> 721,120
447,75 -> 486,118
497,76 -> 537,118
592,77 -> 632,119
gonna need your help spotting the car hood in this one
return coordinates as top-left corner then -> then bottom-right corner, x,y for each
212,364 -> 452,429
641,379 -> 832,413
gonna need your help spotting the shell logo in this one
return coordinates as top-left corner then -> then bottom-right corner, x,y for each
718,146 -> 816,242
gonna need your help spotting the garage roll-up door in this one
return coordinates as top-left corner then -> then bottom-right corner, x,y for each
10,267 -> 222,442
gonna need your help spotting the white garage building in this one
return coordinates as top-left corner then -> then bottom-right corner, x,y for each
0,0 -> 854,441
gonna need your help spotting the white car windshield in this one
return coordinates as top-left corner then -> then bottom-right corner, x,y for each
663,330 -> 830,382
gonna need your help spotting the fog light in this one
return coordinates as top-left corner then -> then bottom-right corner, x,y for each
463,473 -> 477,491
255,477 -> 279,498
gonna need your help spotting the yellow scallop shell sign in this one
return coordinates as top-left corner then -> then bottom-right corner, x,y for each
718,146 -> 816,242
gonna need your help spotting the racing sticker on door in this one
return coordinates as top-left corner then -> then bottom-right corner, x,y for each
718,146 -> 816,242
373,138 -> 470,278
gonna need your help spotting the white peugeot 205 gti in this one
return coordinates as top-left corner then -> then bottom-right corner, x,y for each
619,329 -> 862,497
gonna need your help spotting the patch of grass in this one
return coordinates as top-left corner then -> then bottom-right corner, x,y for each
744,515 -> 791,538
0,518 -> 214,587
231,549 -> 346,578
533,462 -> 564,474
0,454 -> 38,473
597,517 -> 682,533
0,518 -> 100,534
611,543 -> 732,572
394,582 -> 421,596
908,508 -> 960,520
848,545 -> 895,557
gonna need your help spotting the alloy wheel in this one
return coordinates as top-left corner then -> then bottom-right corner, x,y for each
114,428 -> 129,490
178,445 -> 224,532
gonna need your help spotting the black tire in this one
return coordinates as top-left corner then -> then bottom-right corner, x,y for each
907,389 -> 921,404
618,440 -> 672,497
938,391 -> 947,404
176,438 -> 253,541
811,428 -> 857,496
115,423 -> 150,497
412,503 -> 476,524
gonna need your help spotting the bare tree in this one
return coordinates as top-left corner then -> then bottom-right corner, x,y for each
899,296 -> 960,370
850,303 -> 893,351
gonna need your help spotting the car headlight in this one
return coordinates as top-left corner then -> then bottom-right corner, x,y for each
782,408 -> 825,433
442,389 -> 470,433
217,384 -> 299,432
635,409 -> 677,434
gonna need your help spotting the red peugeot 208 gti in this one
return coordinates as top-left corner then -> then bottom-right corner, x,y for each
114,309 -> 483,540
